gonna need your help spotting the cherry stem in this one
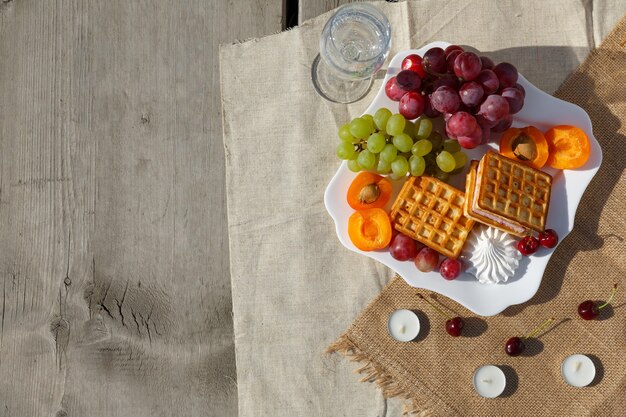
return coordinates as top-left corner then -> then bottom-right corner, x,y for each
524,317 -> 555,339
417,294 -> 451,319
597,283 -> 618,310
429,293 -> 458,316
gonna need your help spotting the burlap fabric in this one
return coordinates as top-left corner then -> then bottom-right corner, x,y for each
220,1 -> 626,416
328,14 -> 626,417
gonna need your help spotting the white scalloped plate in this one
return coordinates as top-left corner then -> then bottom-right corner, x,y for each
324,41 -> 602,316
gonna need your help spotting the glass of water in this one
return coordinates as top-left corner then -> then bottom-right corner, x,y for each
312,3 -> 391,104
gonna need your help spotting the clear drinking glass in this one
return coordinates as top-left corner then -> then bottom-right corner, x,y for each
311,3 -> 391,104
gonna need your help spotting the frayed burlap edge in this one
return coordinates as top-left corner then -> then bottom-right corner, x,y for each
327,334 -> 437,417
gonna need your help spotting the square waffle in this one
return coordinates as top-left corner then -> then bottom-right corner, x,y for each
464,160 -> 529,237
390,176 -> 475,259
473,151 -> 552,233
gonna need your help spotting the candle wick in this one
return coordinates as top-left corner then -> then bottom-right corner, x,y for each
400,325 -> 406,334
574,361 -> 581,372
481,379 -> 492,383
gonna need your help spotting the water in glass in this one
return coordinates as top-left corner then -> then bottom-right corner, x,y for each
312,3 -> 391,103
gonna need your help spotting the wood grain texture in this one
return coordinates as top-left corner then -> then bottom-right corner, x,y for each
0,0 -> 281,415
299,0 -> 356,23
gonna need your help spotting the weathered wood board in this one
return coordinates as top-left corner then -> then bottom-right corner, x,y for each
0,0 -> 281,415
299,0 -> 355,23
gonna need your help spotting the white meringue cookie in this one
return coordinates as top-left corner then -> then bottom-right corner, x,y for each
461,225 -> 521,284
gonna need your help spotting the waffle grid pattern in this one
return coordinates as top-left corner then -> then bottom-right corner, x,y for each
390,176 -> 474,259
477,152 -> 552,232
464,160 -> 528,237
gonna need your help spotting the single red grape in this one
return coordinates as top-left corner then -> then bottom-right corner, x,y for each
445,50 -> 462,73
445,121 -> 456,139
430,86 -> 460,114
480,56 -> 495,70
415,247 -> 439,272
385,77 -> 410,101
501,87 -> 524,114
453,52 -> 482,81
389,233 -> 419,261
490,114 -> 513,133
457,124 -> 482,149
476,69 -> 499,94
396,69 -> 422,91
422,47 -> 446,74
478,94 -> 509,123
447,111 -> 478,137
399,91 -> 425,120
476,114 -> 496,129
440,258 -> 462,280
476,115 -> 494,145
459,81 -> 484,107
444,45 -> 464,55
401,54 -> 427,78
494,62 -> 518,88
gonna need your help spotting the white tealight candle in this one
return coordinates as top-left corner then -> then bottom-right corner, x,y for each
473,365 -> 506,398
387,309 -> 420,342
561,354 -> 596,387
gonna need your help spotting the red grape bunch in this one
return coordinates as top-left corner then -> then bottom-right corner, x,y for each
385,45 -> 525,149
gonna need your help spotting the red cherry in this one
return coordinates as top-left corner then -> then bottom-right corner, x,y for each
417,294 -> 464,337
577,284 -> 618,320
445,317 -> 464,337
539,229 -> 558,248
505,336 -> 525,356
577,300 -> 598,320
505,318 -> 554,356
517,236 -> 539,256
401,54 -> 427,78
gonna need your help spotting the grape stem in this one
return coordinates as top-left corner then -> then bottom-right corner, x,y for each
598,283 -> 618,310
523,317 -> 555,339
417,294 -> 450,319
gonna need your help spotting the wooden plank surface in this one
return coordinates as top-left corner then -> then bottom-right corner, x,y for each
299,0 -> 355,23
0,0 -> 281,416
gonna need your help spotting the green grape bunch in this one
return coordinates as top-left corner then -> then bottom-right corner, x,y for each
335,107 -> 469,183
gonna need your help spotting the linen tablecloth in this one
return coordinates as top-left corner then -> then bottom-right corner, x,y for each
220,1 -> 626,415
